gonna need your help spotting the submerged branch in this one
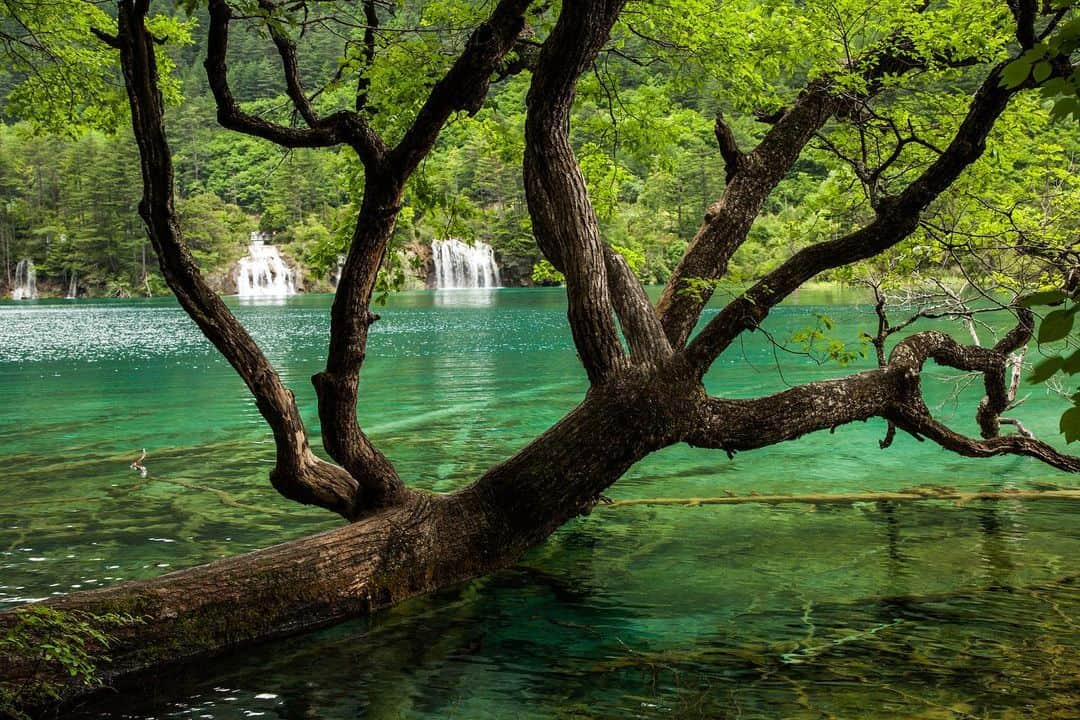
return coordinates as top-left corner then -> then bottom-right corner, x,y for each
604,489 -> 1080,508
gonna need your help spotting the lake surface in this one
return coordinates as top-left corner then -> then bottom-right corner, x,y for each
1,288 -> 1078,719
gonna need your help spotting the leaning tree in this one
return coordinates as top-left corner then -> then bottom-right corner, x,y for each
2,0 -> 1080,713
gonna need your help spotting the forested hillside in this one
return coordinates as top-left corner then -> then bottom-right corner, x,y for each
0,0 -> 1076,297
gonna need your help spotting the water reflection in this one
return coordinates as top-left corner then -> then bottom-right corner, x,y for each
877,501 -> 914,593
234,295 -> 293,307
75,535 -> 1080,719
432,288 -> 501,307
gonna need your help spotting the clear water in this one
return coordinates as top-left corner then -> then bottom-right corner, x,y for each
1,288 -> 1078,719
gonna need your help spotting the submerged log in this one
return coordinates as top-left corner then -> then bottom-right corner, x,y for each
0,493 -> 498,717
604,488 -> 1080,508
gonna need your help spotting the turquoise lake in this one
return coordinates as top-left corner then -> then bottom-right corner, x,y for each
1,287 -> 1078,719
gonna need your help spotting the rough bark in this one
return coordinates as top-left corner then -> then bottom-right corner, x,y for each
523,0 -> 629,383
311,0 -> 531,504
688,322 -> 1080,473
116,0 -> 362,520
654,28 -> 962,349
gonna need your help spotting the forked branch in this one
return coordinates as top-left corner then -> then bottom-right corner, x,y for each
116,0 -> 363,519
682,51 -> 1070,374
314,0 -> 534,488
205,0 -> 386,163
687,318 -> 1080,473
523,0 -> 630,383
655,26 -> 961,349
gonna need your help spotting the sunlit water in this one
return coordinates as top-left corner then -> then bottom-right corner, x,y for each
1,288 -> 1078,719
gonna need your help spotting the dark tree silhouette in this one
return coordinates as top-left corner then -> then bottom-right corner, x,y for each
2,0 -> 1078,714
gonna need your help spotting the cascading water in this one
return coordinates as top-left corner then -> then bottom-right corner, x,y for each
432,239 -> 501,289
66,271 -> 78,299
329,255 -> 345,288
236,233 -> 296,297
12,259 -> 38,300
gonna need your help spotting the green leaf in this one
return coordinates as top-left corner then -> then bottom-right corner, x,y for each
1060,406 -> 1080,443
1041,77 -> 1069,97
1050,97 -> 1080,122
1033,61 -> 1053,84
1020,43 -> 1050,63
1038,309 -> 1075,343
1019,290 -> 1068,307
1001,59 -> 1031,88
1063,350 -> 1080,375
1031,356 -> 1065,383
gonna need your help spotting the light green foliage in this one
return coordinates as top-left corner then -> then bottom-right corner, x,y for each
675,277 -> 723,304
0,0 -> 1075,325
0,1 -> 193,134
790,313 -> 870,367
531,259 -> 564,286
177,192 -> 255,268
0,606 -> 140,717
530,244 -> 645,287
578,143 -> 636,221
1000,1 -> 1080,122
1022,291 -> 1080,442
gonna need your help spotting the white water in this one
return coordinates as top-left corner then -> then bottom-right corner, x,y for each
12,259 -> 37,300
432,239 -> 501,289
329,255 -> 345,288
236,235 -> 296,297
66,271 -> 78,299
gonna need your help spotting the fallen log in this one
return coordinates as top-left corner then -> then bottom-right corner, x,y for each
603,488 -> 1080,508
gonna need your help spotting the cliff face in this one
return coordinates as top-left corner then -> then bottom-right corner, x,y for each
496,253 -> 535,287
411,241 -> 435,289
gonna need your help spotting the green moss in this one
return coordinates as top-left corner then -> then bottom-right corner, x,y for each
0,606 -> 141,718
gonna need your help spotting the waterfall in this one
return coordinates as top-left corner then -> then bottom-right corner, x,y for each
66,271 -> 78,299
432,239 -> 501,289
329,255 -> 345,288
12,259 -> 38,300
236,234 -> 296,298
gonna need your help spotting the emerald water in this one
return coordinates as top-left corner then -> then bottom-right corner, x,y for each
2,288 -> 1079,719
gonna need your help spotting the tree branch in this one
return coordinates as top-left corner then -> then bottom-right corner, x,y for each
655,31 -> 989,350
1008,0 -> 1038,48
603,246 -> 672,364
682,54 -> 1056,374
355,0 -> 378,111
204,0 -> 386,164
116,1 -> 363,519
313,0 -> 533,487
387,0 -> 533,178
713,111 -> 745,183
258,0 -> 319,127
605,489 -> 1080,508
885,328 -> 1080,471
312,169 -> 406,502
522,0 -> 629,383
686,325 -> 1080,474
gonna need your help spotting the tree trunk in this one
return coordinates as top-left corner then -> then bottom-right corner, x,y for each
0,371 -> 696,716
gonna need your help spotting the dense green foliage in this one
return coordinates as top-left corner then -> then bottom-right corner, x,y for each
0,0 -> 1077,297
0,606 -> 139,717
0,0 -> 1078,441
